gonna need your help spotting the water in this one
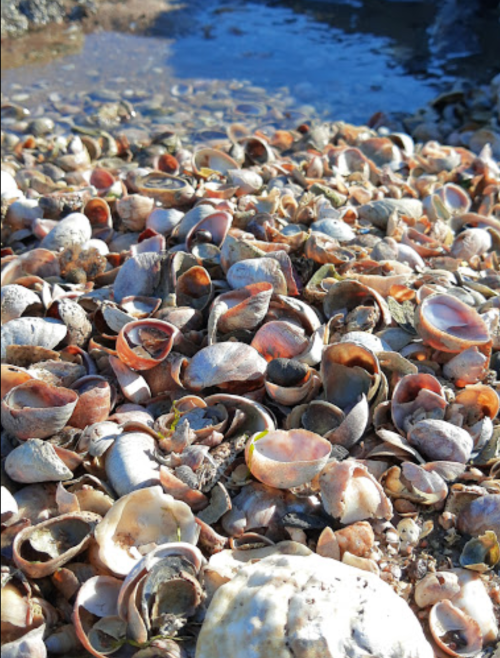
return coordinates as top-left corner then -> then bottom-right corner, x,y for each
2,0 -> 500,124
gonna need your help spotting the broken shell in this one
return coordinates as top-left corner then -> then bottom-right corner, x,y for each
45,624 -> 81,654
73,576 -> 125,658
442,347 -> 489,387
450,568 -> 498,644
415,294 -> 491,355
105,432 -> 160,496
207,282 -> 273,343
109,356 -> 151,405
94,486 -> 198,577
196,553 -> 433,658
408,420 -> 474,464
251,321 -> 309,362
5,439 -> 73,483
429,600 -> 482,657
117,320 -> 178,371
136,172 -> 195,207
1,625 -> 47,658
193,147 -> 240,176
1,364 -> 33,398
69,376 -> 112,429
184,342 -> 267,392
321,342 -> 380,411
1,379 -> 78,440
391,373 -> 447,434
176,266 -> 213,311
1,317 -> 67,360
414,572 -> 461,608
113,252 -> 164,304
320,460 -> 393,524
459,531 -> 500,572
12,512 -> 101,578
323,280 -> 391,331
245,429 -> 331,489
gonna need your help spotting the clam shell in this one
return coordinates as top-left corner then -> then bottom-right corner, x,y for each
1,380 -> 78,440
146,208 -> 185,235
13,512 -> 101,578
320,459 -> 393,524
184,342 -> 267,392
1,317 -> 67,360
105,431 -> 160,497
1,364 -> 34,398
94,486 -> 198,577
245,429 -> 331,489
5,439 -> 73,483
136,172 -> 195,207
113,252 -> 164,304
196,553 -> 433,658
1,625 -> 47,658
414,572 -> 461,608
450,568 -> 499,644
41,213 -> 92,251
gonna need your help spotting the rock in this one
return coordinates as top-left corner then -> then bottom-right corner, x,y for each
196,553 -> 434,658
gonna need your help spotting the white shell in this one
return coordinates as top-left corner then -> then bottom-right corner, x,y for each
146,208 -> 184,234
94,486 -> 199,577
5,439 -> 73,483
105,432 -> 160,497
1,317 -> 67,360
1,285 -> 40,325
196,553 -> 434,658
1,170 -> 23,201
227,258 -> 287,294
451,568 -> 499,643
41,213 -> 92,251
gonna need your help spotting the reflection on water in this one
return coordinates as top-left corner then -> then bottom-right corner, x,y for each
2,0 -> 499,124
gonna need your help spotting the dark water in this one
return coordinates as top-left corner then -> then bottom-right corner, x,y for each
2,0 -> 500,124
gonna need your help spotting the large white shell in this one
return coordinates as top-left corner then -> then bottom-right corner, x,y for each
41,213 -> 92,251
1,285 -> 40,325
196,553 -> 434,658
1,317 -> 67,360
5,439 -> 73,483
105,432 -> 160,497
94,486 -> 199,577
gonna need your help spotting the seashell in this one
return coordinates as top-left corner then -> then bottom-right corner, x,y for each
1,364 -> 34,398
451,228 -> 492,262
442,347 -> 488,387
457,494 -> 500,537
5,439 -> 73,483
320,459 -> 393,524
47,297 -> 92,347
245,429 -> 331,489
136,172 -> 196,207
12,511 -> 101,578
251,320 -> 309,362
401,462 -> 449,504
29,359 -> 86,388
300,396 -> 369,449
414,571 -> 461,608
95,486 -> 198,576
321,342 -> 380,411
304,232 -> 355,266
116,194 -> 155,232
207,282 -> 273,343
146,208 -> 184,235
429,600 -> 482,657
196,553 -> 434,658
113,252 -> 164,304
193,147 -> 240,176
184,342 -> 267,393
84,197 -> 113,234
358,198 -> 423,228
13,483 -> 58,524
1,380 -> 78,440
459,530 -> 500,572
323,279 -> 391,331
41,213 -> 92,251
69,376 -> 112,429
265,362 -> 320,407
408,420 -> 474,464
73,576 -> 125,658
176,266 -> 213,311
310,218 -> 355,242
227,257 -> 288,294
1,485 -> 19,524
450,568 -> 499,644
1,284 -> 40,325
132,641 -> 187,658
105,431 -> 160,496
1,317 -> 67,360
57,476 -> 115,517
415,293 -> 491,355
117,543 -> 205,642
117,319 -> 178,371
109,355 -> 151,404
1,625 -> 47,658
185,210 -> 232,251
391,373 -> 447,434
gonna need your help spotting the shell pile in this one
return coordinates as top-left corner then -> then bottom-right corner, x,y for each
1,76 -> 500,658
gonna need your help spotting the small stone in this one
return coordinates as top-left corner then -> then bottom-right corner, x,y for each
266,358 -> 308,387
